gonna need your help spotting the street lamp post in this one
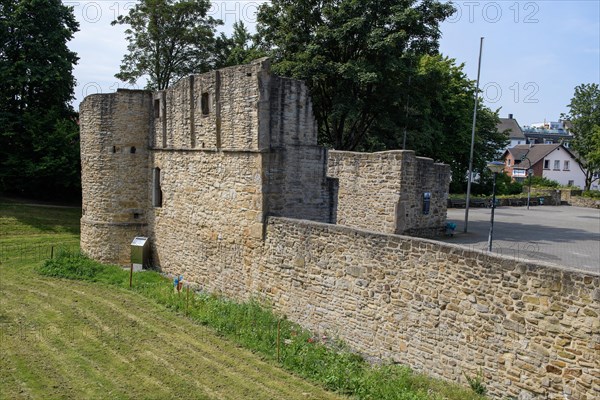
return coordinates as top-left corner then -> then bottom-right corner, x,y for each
527,168 -> 533,210
487,161 -> 504,252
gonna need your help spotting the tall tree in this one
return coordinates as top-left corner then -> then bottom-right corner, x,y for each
112,0 -> 220,90
390,55 -> 506,188
562,83 -> 600,190
214,21 -> 265,68
0,0 -> 80,199
256,0 -> 455,150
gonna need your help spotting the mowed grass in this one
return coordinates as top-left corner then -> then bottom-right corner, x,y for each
0,199 -> 344,400
1,198 -> 487,400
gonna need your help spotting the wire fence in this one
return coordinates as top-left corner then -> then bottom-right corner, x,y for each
0,243 -> 80,263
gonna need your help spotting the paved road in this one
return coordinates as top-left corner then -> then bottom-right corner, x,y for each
441,205 -> 600,274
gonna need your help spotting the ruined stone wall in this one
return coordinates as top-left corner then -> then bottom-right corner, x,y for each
148,150 -> 264,284
80,60 -> 599,400
251,218 -> 599,400
79,89 -> 152,264
327,151 -> 449,236
264,76 -> 332,222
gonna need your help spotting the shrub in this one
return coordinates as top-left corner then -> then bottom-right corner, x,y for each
528,176 -> 560,188
582,190 -> 600,199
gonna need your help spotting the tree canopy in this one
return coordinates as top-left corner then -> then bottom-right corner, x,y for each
0,0 -> 80,199
112,0 -> 506,190
214,21 -> 265,68
112,0 -> 220,90
256,0 -> 455,150
562,83 -> 600,190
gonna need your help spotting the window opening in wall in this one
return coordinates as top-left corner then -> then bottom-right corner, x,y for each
112,146 -> 117,153
153,167 -> 163,207
154,99 -> 160,118
553,160 -> 560,170
544,160 -> 550,169
130,146 -> 136,154
568,180 -> 574,186
201,92 -> 210,115
563,160 -> 569,170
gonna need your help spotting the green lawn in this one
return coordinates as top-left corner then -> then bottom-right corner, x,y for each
0,198 -> 486,400
0,199 -> 344,400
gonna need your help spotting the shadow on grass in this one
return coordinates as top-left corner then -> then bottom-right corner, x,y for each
0,198 -> 81,236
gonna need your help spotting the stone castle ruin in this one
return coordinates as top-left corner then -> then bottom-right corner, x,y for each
80,59 -> 599,399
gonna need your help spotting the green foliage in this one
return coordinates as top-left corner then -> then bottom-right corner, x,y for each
464,369 -> 487,395
582,190 -> 600,199
214,21 -> 266,68
256,0 -> 455,150
256,2 -> 505,187
466,172 -> 521,196
0,0 -> 80,199
405,55 -> 506,183
528,175 -> 560,188
38,250 -> 486,400
562,83 -> 600,190
112,0 -> 220,90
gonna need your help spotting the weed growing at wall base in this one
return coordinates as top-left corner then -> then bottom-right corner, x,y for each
37,251 -> 487,400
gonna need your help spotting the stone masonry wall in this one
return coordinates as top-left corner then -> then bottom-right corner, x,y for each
148,150 -> 264,281
148,213 -> 599,399
77,59 -> 600,400
253,218 -> 599,400
327,150 -> 450,236
79,90 -> 152,264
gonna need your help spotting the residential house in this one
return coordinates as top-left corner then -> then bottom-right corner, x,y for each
497,114 -> 526,151
502,144 -> 586,188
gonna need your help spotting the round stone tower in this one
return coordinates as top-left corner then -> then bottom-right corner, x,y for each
79,89 -> 153,265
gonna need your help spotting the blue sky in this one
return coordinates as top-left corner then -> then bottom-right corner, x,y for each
67,0 -> 600,126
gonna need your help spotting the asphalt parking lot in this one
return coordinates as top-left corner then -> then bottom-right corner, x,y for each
441,205 -> 600,274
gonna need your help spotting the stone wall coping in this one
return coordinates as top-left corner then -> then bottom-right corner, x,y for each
329,149 -> 415,157
150,147 -> 268,154
267,216 -> 600,277
81,218 -> 148,228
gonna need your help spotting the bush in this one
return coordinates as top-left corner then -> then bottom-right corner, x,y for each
582,190 -> 600,199
528,176 -> 560,188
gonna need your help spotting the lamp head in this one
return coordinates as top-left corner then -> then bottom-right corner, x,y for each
487,161 -> 504,174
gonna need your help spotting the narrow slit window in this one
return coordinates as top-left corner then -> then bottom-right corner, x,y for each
154,99 -> 160,118
153,167 -> 163,207
130,146 -> 136,154
201,92 -> 210,115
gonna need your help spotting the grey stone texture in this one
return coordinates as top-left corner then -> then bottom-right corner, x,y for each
80,59 -> 599,400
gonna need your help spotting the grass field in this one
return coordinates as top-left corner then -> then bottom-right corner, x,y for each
0,198 -> 486,400
0,199 -> 344,399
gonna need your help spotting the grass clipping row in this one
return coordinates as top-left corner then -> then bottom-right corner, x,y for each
37,251 -> 487,400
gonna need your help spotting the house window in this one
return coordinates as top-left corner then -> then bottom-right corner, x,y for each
153,167 -> 163,207
563,160 -> 569,170
201,92 -> 210,116
544,160 -> 550,169
507,159 -> 511,166
553,160 -> 560,170
568,180 -> 574,186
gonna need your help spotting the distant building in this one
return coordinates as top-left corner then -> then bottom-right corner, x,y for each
522,120 -> 574,147
502,144 -> 586,188
497,114 -> 526,151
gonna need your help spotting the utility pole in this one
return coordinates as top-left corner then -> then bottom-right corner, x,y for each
464,37 -> 484,233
